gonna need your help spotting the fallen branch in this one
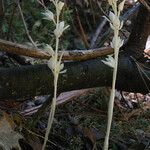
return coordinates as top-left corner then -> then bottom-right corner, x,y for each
0,53 -> 149,100
0,39 -> 113,61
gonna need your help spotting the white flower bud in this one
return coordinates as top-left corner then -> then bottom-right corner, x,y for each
109,11 -> 116,23
54,21 -> 69,38
102,55 -> 115,68
108,0 -> 113,6
60,69 -> 67,74
109,11 -> 120,30
45,44 -> 54,56
118,37 -> 124,48
55,61 -> 64,74
118,0 -> 126,12
42,10 -> 54,21
54,21 -> 64,37
57,1 -> 64,11
113,17 -> 120,30
48,57 -> 55,72
111,37 -> 115,48
60,63 -> 64,71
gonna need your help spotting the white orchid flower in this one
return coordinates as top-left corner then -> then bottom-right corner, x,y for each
102,55 -> 115,68
55,61 -> 64,74
108,0 -> 113,6
109,11 -> 120,30
45,44 -> 55,56
110,36 -> 124,49
47,57 -> 55,73
54,21 -> 69,38
42,10 -> 55,24
117,36 -> 124,48
118,0 -> 126,11
57,1 -> 64,11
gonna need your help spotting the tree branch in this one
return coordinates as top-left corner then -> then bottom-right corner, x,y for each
0,39 -> 113,61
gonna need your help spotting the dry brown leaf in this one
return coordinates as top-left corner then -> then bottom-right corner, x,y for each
0,113 -> 23,150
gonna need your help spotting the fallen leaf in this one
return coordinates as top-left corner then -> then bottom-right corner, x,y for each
0,113 -> 23,150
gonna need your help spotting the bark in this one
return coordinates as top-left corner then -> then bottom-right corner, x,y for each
0,53 -> 149,100
0,39 -> 113,61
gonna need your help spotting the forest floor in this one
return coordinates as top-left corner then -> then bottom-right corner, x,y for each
17,88 -> 150,150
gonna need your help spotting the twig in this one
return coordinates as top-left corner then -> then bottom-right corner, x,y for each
75,8 -> 89,49
90,18 -> 107,48
37,0 -> 47,10
0,39 -> 50,58
17,2 -> 37,47
89,0 -> 96,25
23,126 -> 57,146
0,39 -> 113,61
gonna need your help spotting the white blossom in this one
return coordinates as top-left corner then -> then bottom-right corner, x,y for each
57,1 -> 64,11
102,55 -> 115,68
109,11 -> 120,30
118,0 -> 126,11
42,10 -> 54,22
45,44 -> 54,56
116,36 -> 124,48
55,62 -> 64,74
54,21 -> 69,38
108,0 -> 113,6
48,57 -> 55,73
